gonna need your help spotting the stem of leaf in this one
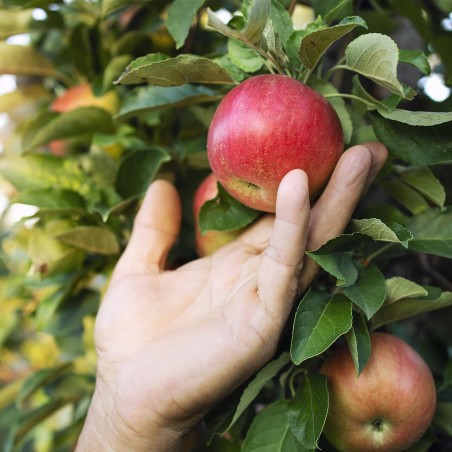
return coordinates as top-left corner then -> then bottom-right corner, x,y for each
324,63 -> 348,79
245,39 -> 285,75
323,93 -> 376,109
365,243 -> 395,263
288,368 -> 306,397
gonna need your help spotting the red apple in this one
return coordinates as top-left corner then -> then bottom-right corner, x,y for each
207,74 -> 343,212
193,173 -> 242,257
320,333 -> 437,452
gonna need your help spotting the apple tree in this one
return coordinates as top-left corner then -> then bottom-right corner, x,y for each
0,0 -> 451,450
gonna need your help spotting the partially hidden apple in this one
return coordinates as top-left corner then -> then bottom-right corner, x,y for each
49,83 -> 119,156
193,173 -> 242,257
320,332 -> 437,452
207,74 -> 343,213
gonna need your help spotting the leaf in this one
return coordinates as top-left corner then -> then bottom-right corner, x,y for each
306,251 -> 358,287
408,207 -> 452,258
199,183 -> 260,233
288,374 -> 329,449
242,400 -> 311,452
300,16 -> 367,70
116,54 -> 234,86
101,0 -> 132,17
100,55 -> 131,94
381,180 -> 430,215
371,113 -> 452,165
314,0 -> 354,24
308,76 -> 353,143
0,43 -> 55,79
166,0 -> 205,49
371,289 -> 452,330
115,147 -> 171,199
228,39 -> 265,73
291,290 -> 353,365
378,109 -> 452,126
0,9 -> 34,39
344,33 -> 408,97
399,167 -> 446,208
224,352 -> 291,432
207,0 -> 271,46
56,226 -> 120,255
343,264 -> 387,319
385,277 -> 429,304
434,402 -> 452,435
351,75 -> 396,112
399,49 -> 431,75
350,218 -> 412,247
14,188 -> 86,213
17,362 -> 73,409
269,0 -> 293,44
345,312 -> 371,375
118,84 -> 219,119
30,107 -> 115,147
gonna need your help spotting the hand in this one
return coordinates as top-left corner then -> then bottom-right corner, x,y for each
76,142 -> 388,451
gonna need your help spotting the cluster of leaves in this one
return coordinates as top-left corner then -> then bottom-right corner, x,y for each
0,0 -> 451,450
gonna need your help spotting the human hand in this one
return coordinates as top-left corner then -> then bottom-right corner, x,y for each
76,142 -> 388,451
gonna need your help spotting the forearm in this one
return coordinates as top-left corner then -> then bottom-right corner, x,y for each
76,391 -> 184,452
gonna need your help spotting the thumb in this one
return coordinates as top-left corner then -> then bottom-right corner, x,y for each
113,179 -> 182,280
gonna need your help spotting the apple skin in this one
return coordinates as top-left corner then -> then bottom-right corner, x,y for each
207,74 -> 343,213
320,333 -> 437,452
193,173 -> 242,257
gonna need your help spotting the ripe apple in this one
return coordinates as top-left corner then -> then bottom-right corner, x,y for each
207,74 -> 343,212
193,173 -> 242,257
48,83 -> 119,156
320,332 -> 436,452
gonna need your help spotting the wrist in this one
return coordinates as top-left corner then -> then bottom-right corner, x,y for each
76,389 -> 184,452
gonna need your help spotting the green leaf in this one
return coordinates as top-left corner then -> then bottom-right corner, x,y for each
343,264 -> 386,319
308,76 -> 353,143
399,49 -> 431,75
116,54 -> 234,86
199,183 -> 260,233
344,33 -> 408,97
30,107 -> 115,147
371,113 -> 452,165
269,0 -> 293,44
228,39 -> 265,73
14,188 -> 86,213
313,0 -> 354,24
115,147 -> 171,199
101,0 -> 131,16
306,251 -> 358,287
351,218 -> 412,247
288,374 -> 329,449
207,0 -> 271,46
291,290 -> 353,365
345,313 -> 371,375
100,55 -> 131,94
381,180 -> 430,215
118,84 -> 219,119
56,226 -> 120,255
378,109 -> 452,126
408,207 -> 452,258
17,362 -> 73,409
300,16 -> 367,70
242,400 -> 311,452
0,43 -> 56,79
371,289 -> 452,330
385,277 -> 429,304
434,402 -> 452,435
166,0 -> 205,49
224,352 -> 291,432
0,9 -> 34,39
399,167 -> 446,208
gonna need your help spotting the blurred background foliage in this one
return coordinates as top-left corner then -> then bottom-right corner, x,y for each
0,0 -> 451,450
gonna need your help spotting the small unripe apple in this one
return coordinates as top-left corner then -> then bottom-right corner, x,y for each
193,173 -> 242,257
320,333 -> 437,452
207,74 -> 343,212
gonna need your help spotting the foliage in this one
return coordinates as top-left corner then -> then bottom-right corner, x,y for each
0,0 -> 451,450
